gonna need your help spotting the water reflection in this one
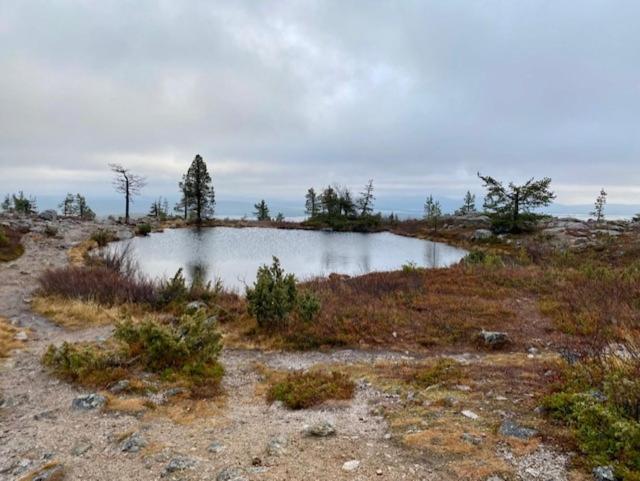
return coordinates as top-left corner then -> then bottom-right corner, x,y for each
113,227 -> 468,292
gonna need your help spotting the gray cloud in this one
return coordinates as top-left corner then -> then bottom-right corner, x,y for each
1,0 -> 639,207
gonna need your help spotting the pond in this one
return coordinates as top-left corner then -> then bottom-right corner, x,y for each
111,227 -> 468,291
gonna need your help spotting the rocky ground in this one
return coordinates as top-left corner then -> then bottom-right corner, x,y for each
0,216 -> 586,481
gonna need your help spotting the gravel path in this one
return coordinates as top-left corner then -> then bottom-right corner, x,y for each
0,219 -> 570,481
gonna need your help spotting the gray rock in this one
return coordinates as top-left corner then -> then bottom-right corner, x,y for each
266,435 -> 288,456
593,466 -> 615,481
14,331 -> 28,341
109,379 -> 130,394
207,441 -> 225,454
342,460 -> 360,471
216,467 -> 248,481
499,419 -> 538,439
115,229 -> 133,240
71,440 -> 92,456
162,457 -> 197,476
303,420 -> 336,437
461,432 -> 483,445
33,409 -> 58,421
121,432 -> 147,453
477,329 -> 509,349
39,210 -> 57,221
185,300 -> 207,313
71,393 -> 106,410
473,228 -> 493,240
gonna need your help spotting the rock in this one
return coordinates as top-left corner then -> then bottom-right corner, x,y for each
39,210 -> 57,221
34,409 -> 58,421
121,432 -> 147,453
266,435 -> 288,456
499,419 -> 538,439
527,347 -> 539,355
31,463 -> 64,481
109,379 -> 130,394
207,441 -> 225,454
185,300 -> 207,313
303,420 -> 336,437
216,467 -> 248,481
592,466 -> 615,481
472,229 -> 493,240
342,460 -> 360,471
376,468 -> 383,475
461,410 -> 479,420
71,393 -> 106,410
115,229 -> 133,240
14,331 -> 28,341
477,329 -> 509,349
71,440 -> 92,456
162,457 -> 196,476
486,476 -> 505,481
461,432 -> 483,445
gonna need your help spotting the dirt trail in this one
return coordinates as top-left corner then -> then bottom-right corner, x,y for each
0,221 -> 569,481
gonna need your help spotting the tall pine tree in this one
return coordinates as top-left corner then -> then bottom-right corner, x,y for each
181,154 -> 215,223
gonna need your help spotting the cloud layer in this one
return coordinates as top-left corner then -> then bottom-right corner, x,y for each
1,0 -> 639,206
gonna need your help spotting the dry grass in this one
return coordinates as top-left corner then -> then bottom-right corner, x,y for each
32,295 -> 124,329
0,316 -> 25,358
68,238 -> 98,266
19,462 -> 65,481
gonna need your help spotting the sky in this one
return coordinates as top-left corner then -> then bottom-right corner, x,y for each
1,0 -> 639,216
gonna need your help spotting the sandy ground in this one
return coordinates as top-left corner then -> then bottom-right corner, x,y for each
0,221 -> 571,481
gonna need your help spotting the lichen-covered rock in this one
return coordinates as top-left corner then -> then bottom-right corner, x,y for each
71,393 -> 106,410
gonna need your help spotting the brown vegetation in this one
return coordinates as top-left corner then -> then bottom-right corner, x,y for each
266,370 -> 355,409
0,316 -> 25,358
0,225 -> 25,262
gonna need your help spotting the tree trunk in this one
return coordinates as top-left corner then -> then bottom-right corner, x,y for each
512,190 -> 519,231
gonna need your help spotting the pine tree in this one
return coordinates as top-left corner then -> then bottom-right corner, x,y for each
424,195 -> 442,232
320,186 -> 340,216
337,187 -> 356,217
591,188 -> 607,223
275,212 -> 285,222
149,197 -> 169,219
1,194 -> 10,211
305,188 -> 320,218
12,191 -> 37,215
478,173 -> 555,233
59,193 -> 77,216
75,194 -> 95,220
254,200 -> 270,221
181,154 -> 215,224
356,179 -> 375,217
456,191 -> 476,215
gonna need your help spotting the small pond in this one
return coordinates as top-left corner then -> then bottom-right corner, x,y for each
111,227 -> 468,291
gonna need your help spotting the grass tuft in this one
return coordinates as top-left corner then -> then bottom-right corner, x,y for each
267,370 -> 355,409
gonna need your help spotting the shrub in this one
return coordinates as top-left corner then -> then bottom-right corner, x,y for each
38,265 -> 157,305
267,370 -> 354,409
0,227 -> 8,247
136,223 -> 152,236
91,229 -> 116,247
246,257 -> 297,330
156,268 -> 189,306
297,291 -> 321,323
543,348 -> 640,479
43,311 -> 224,397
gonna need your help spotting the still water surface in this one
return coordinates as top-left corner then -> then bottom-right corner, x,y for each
113,227 -> 468,291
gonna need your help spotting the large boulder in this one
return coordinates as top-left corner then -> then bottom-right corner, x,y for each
38,210 -> 57,221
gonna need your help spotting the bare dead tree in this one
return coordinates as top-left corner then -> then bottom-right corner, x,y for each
109,164 -> 146,224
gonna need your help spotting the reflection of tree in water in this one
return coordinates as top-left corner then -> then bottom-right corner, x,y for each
186,262 -> 208,288
424,242 -> 440,267
319,234 -> 372,275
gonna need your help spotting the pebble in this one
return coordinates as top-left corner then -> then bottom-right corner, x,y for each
303,420 -> 336,437
461,410 -> 479,420
342,460 -> 360,471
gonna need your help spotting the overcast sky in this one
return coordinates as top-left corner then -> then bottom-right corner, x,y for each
1,0 -> 639,211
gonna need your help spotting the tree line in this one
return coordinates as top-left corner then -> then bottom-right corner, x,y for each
0,154 -> 616,233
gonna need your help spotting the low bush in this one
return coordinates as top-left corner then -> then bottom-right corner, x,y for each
543,347 -> 640,480
0,227 -> 8,247
43,311 -> 224,397
38,265 -> 157,305
267,370 -> 354,409
246,257 -> 297,330
297,291 -> 321,323
136,223 -> 152,236
90,229 -> 117,247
